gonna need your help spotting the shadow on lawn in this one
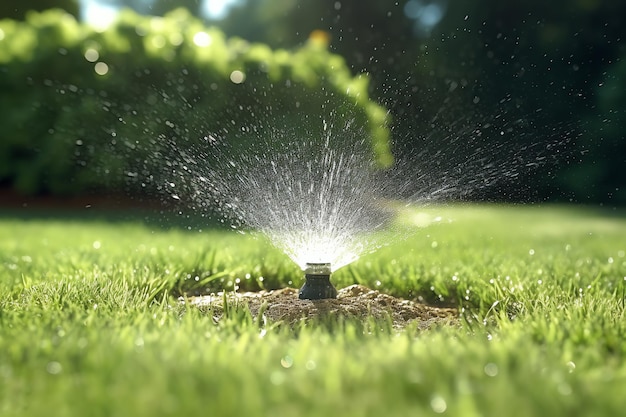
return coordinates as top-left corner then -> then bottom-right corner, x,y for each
0,188 -> 233,231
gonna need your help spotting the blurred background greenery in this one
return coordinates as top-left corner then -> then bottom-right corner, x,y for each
0,0 -> 624,205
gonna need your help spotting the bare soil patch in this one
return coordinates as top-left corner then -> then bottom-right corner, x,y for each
187,284 -> 458,329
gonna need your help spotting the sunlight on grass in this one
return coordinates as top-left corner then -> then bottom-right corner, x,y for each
0,204 -> 625,416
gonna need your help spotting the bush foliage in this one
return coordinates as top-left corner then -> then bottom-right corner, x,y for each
0,9 -> 391,195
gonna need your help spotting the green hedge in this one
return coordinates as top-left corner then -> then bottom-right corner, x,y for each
0,8 -> 391,195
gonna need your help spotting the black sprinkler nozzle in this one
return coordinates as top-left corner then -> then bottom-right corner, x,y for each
298,263 -> 337,300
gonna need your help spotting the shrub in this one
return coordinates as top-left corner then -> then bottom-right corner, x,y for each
0,8 -> 391,196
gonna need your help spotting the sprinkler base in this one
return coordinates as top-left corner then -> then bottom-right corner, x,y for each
298,274 -> 337,300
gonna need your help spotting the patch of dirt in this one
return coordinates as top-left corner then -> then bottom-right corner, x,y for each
186,284 -> 458,330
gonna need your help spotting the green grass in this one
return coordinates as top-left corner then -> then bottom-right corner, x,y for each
1,204 -> 625,417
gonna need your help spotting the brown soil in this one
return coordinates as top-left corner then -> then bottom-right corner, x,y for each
186,284 -> 458,330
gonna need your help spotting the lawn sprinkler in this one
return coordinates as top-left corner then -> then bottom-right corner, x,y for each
298,262 -> 337,300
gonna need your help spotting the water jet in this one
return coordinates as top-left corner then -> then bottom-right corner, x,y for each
160,118 -> 555,301
298,262 -> 337,300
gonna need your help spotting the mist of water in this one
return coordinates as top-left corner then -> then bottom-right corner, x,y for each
154,104 -> 567,274
167,118 -> 417,271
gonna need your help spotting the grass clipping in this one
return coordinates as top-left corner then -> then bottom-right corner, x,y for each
186,285 -> 458,329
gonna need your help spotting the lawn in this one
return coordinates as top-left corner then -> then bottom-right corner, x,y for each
1,204 -> 625,417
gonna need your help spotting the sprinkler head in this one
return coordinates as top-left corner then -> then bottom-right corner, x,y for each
298,262 -> 337,300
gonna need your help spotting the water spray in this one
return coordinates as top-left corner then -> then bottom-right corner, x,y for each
298,262 -> 337,300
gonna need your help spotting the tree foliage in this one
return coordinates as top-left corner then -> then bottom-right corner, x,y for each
0,0 -> 79,20
214,0 -> 626,203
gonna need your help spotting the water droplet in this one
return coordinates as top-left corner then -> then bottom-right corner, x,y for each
46,361 -> 62,375
430,395 -> 447,413
230,70 -> 246,84
94,62 -> 109,76
84,48 -> 99,62
92,241 -> 101,249
566,361 -> 576,373
484,362 -> 498,377
280,356 -> 294,368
